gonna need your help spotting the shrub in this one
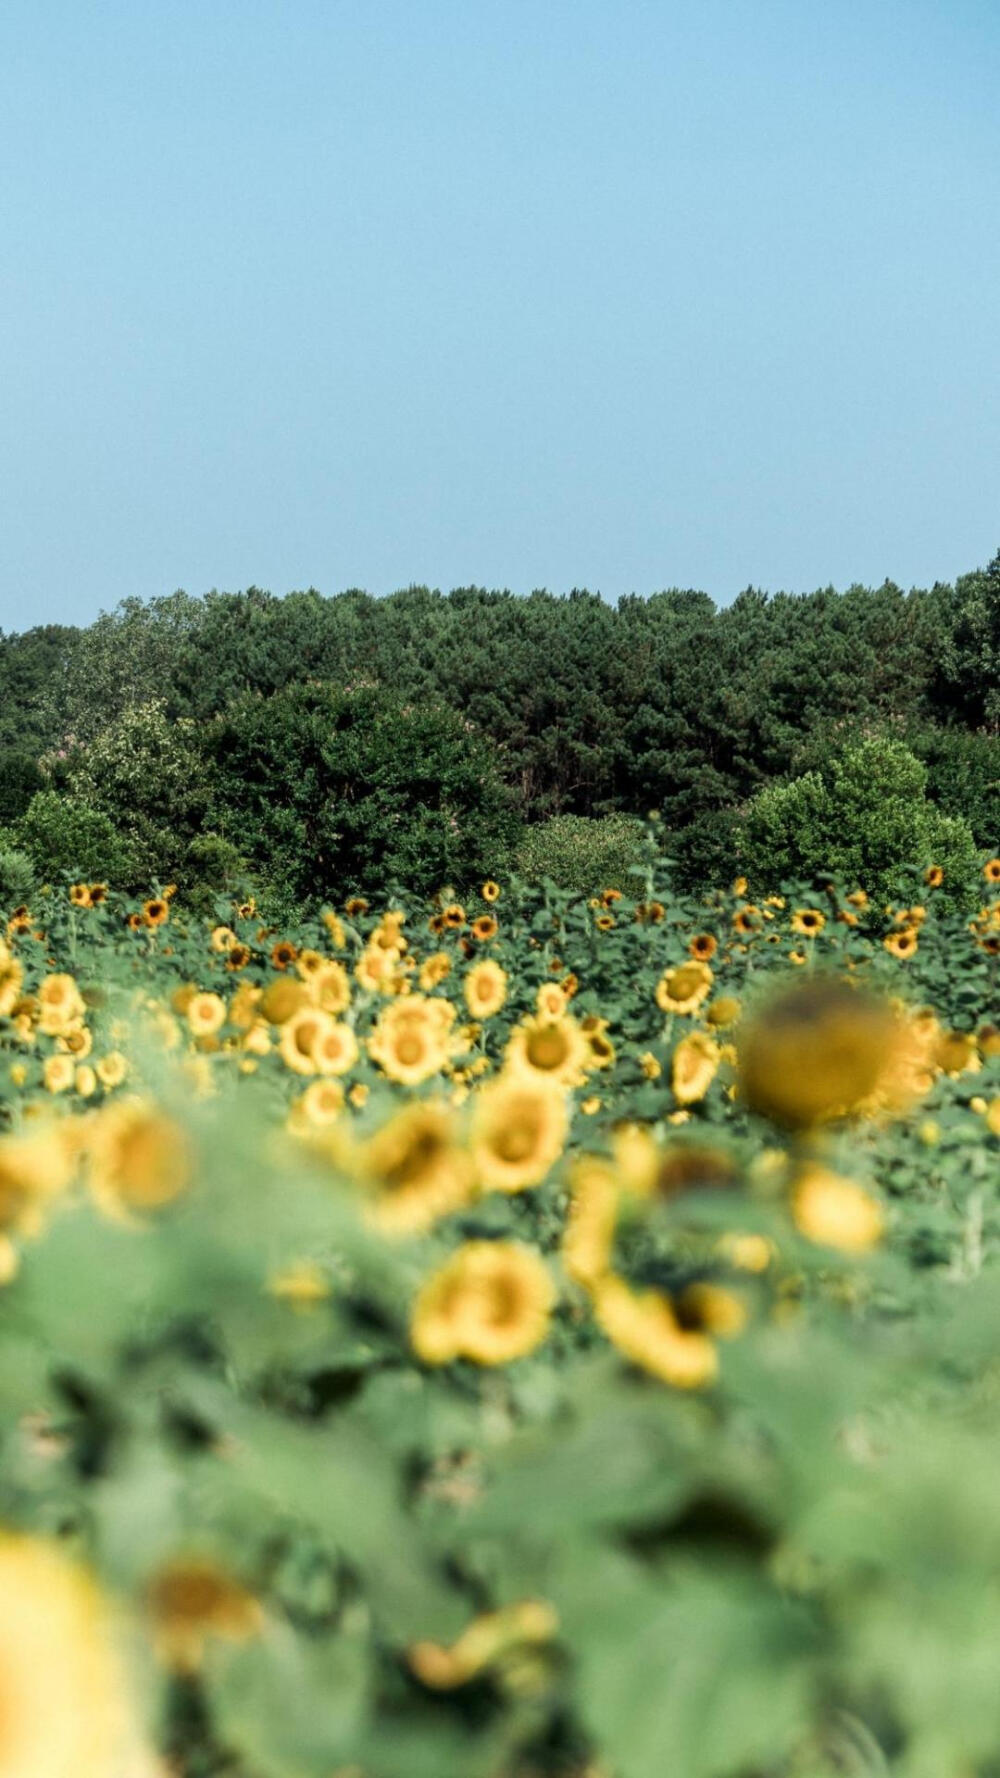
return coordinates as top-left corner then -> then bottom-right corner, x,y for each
14,790 -> 136,884
516,813 -> 650,895
0,843 -> 35,907
204,682 -> 522,904
742,736 -> 979,904
0,749 -> 43,824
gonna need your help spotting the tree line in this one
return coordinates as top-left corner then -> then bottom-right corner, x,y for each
0,558 -> 997,909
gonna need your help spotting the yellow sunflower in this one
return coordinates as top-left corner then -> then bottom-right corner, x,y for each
464,959 -> 508,1019
360,1100 -> 474,1234
671,1031 -> 721,1105
85,1099 -> 192,1219
411,1240 -> 555,1366
469,1072 -> 569,1193
593,1276 -> 718,1388
884,927 -> 918,960
655,959 -> 713,1016
790,908 -> 826,937
279,1006 -> 333,1076
368,995 -> 458,1086
984,858 -> 1000,885
0,1533 -> 147,1778
481,880 -> 501,903
37,972 -> 86,1037
737,978 -> 913,1130
0,944 -> 24,1017
185,992 -> 227,1039
791,1163 -> 884,1254
505,1013 -> 590,1087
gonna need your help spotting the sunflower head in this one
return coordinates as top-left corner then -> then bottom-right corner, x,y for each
737,978 -> 900,1130
411,1240 -> 555,1366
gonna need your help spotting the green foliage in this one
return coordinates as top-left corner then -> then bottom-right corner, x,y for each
0,748 -> 44,823
516,813 -> 651,894
14,788 -> 135,883
0,843 -> 35,906
911,722 -> 1000,850
205,681 -> 522,905
743,735 -> 980,902
60,698 -> 212,885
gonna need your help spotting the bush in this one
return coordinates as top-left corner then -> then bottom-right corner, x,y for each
62,699 -> 212,884
516,813 -> 650,895
15,790 -> 136,884
742,735 -> 979,904
204,682 -> 522,905
910,723 -> 1000,851
0,843 -> 35,908
0,749 -> 43,824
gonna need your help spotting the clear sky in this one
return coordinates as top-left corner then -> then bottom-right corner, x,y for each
2,0 -> 999,630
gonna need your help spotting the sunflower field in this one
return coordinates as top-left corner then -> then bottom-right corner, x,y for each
1,851 -> 999,1778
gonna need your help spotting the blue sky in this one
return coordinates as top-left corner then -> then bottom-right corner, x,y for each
2,0 -> 998,628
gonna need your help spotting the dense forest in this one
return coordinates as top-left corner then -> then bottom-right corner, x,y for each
1,556 -> 997,909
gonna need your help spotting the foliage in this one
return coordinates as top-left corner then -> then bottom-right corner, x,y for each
13,789 -> 135,883
516,813 -> 650,894
0,844 -> 34,906
203,681 -> 522,904
0,856 -> 998,1777
743,735 -> 980,903
1,556 -> 997,896
58,698 -> 212,886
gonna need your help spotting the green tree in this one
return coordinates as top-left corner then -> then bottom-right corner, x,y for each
742,735 -> 979,902
204,682 -> 521,904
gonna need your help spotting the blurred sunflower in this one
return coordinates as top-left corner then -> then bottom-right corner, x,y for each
411,1240 -> 555,1365
593,1275 -> 718,1388
361,1100 -> 473,1234
506,1013 -> 590,1088
470,1072 -> 568,1192
464,958 -> 508,1019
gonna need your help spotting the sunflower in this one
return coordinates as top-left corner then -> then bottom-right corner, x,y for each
95,1050 -> 129,1090
984,858 -> 1000,884
442,903 -> 467,929
270,939 -> 299,970
464,959 -> 508,1019
75,1064 -> 98,1098
311,1019 -> 359,1077
884,927 -> 918,960
594,912 -> 616,932
688,933 -> 718,962
655,959 -> 714,1016
470,1073 -> 569,1193
225,942 -> 252,971
535,981 -> 567,1019
481,880 -> 501,903
142,897 -> 169,928
410,1599 -> 557,1690
563,1156 -> 619,1288
593,1275 -> 718,1388
69,882 -> 93,908
88,882 -> 108,905
411,1240 -> 555,1366
321,908 -> 345,947
310,960 -> 351,1014
791,1163 -> 883,1253
37,972 -> 86,1036
86,1099 -> 192,1218
355,945 -> 404,994
345,895 -> 370,916
737,978 -> 902,1129
185,992 -> 227,1039
0,1127 -> 73,1235
420,952 -> 452,991
360,1101 -> 474,1234
210,925 -> 238,954
278,1007 -> 331,1076
731,905 -> 763,935
671,1031 -> 721,1105
146,1556 -> 262,1673
0,946 -> 25,1017
369,995 -> 458,1087
43,1054 -> 75,1094
705,995 -> 741,1029
471,914 -> 499,942
924,864 -> 944,888
289,1079 -> 345,1131
580,1014 -> 616,1071
0,1533 -> 147,1778
505,1013 -> 590,1088
259,976 -> 310,1025
791,908 -> 826,937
